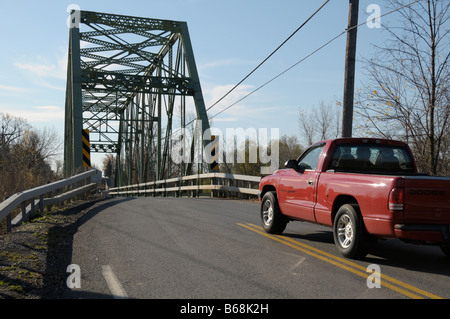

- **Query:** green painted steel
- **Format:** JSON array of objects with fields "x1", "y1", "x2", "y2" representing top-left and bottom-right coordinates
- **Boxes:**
[{"x1": 64, "y1": 10, "x2": 211, "y2": 185}]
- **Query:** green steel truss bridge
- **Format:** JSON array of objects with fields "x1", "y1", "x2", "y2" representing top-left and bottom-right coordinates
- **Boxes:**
[{"x1": 64, "y1": 10, "x2": 211, "y2": 186}]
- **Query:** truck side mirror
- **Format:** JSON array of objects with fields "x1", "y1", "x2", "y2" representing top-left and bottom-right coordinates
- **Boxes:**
[{"x1": 284, "y1": 159, "x2": 298, "y2": 169}]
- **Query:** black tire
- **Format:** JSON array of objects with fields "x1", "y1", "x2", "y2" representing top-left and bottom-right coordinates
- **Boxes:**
[
  {"x1": 440, "y1": 245, "x2": 450, "y2": 258},
  {"x1": 260, "y1": 191, "x2": 287, "y2": 234},
  {"x1": 333, "y1": 204, "x2": 370, "y2": 259}
]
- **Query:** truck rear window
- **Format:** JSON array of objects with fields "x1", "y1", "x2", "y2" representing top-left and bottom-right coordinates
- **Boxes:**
[{"x1": 328, "y1": 144, "x2": 415, "y2": 174}]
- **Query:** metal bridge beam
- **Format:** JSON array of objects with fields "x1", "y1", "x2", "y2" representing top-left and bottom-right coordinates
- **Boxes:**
[
  {"x1": 64, "y1": 10, "x2": 211, "y2": 184},
  {"x1": 64, "y1": 26, "x2": 83, "y2": 177}
]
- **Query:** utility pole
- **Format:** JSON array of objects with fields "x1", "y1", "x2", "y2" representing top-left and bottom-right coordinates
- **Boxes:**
[{"x1": 342, "y1": 0, "x2": 359, "y2": 137}]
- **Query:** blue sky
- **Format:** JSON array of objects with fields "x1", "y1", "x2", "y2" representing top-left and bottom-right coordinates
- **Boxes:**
[{"x1": 0, "y1": 0, "x2": 398, "y2": 167}]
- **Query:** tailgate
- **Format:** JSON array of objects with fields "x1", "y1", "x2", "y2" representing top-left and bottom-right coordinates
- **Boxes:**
[{"x1": 404, "y1": 176, "x2": 450, "y2": 224}]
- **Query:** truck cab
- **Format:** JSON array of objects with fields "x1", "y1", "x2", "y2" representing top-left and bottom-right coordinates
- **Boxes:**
[{"x1": 259, "y1": 138, "x2": 450, "y2": 259}]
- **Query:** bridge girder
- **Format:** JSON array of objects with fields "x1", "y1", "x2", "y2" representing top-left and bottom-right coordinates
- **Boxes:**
[{"x1": 64, "y1": 10, "x2": 211, "y2": 185}]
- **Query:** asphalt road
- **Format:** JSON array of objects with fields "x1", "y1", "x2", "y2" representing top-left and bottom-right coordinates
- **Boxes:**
[{"x1": 62, "y1": 197, "x2": 450, "y2": 300}]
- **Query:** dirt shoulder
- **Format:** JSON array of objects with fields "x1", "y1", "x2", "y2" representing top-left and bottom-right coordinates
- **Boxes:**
[{"x1": 0, "y1": 198, "x2": 105, "y2": 299}]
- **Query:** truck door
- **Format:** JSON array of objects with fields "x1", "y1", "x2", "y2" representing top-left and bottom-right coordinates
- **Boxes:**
[{"x1": 278, "y1": 144, "x2": 325, "y2": 222}]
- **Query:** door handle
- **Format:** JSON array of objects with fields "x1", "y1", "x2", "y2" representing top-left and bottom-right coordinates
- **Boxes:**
[{"x1": 308, "y1": 179, "x2": 314, "y2": 186}]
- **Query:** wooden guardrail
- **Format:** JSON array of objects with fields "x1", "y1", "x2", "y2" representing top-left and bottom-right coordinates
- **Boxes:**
[
  {"x1": 109, "y1": 173, "x2": 261, "y2": 198},
  {"x1": 0, "y1": 169, "x2": 99, "y2": 233}
]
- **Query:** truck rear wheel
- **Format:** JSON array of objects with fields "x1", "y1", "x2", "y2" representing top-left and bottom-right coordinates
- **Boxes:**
[
  {"x1": 261, "y1": 191, "x2": 287, "y2": 234},
  {"x1": 333, "y1": 204, "x2": 370, "y2": 259}
]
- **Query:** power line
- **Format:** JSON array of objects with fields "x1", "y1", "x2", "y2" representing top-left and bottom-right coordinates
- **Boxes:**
[
  {"x1": 210, "y1": 31, "x2": 344, "y2": 120},
  {"x1": 209, "y1": 0, "x2": 421, "y2": 121},
  {"x1": 171, "y1": 0, "x2": 420, "y2": 136},
  {"x1": 205, "y1": 0, "x2": 331, "y2": 112}
]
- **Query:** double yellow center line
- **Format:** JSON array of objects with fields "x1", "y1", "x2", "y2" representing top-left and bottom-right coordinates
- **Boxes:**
[{"x1": 237, "y1": 223, "x2": 442, "y2": 299}]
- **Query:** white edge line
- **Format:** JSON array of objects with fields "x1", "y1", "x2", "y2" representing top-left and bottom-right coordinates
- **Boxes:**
[{"x1": 101, "y1": 265, "x2": 129, "y2": 299}]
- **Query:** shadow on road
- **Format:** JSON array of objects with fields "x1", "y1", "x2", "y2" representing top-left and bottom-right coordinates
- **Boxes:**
[
  {"x1": 42, "y1": 197, "x2": 134, "y2": 299},
  {"x1": 282, "y1": 228, "x2": 450, "y2": 277}
]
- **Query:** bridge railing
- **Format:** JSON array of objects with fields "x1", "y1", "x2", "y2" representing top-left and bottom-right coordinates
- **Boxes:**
[
  {"x1": 0, "y1": 169, "x2": 99, "y2": 233},
  {"x1": 109, "y1": 173, "x2": 261, "y2": 198}
]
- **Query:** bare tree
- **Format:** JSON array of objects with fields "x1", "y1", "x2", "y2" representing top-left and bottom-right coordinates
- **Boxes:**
[
  {"x1": 0, "y1": 112, "x2": 60, "y2": 200},
  {"x1": 355, "y1": 0, "x2": 449, "y2": 175},
  {"x1": 0, "y1": 112, "x2": 29, "y2": 160},
  {"x1": 103, "y1": 154, "x2": 116, "y2": 178},
  {"x1": 1, "y1": 113, "x2": 29, "y2": 200},
  {"x1": 298, "y1": 101, "x2": 341, "y2": 146},
  {"x1": 29, "y1": 127, "x2": 62, "y2": 164},
  {"x1": 298, "y1": 108, "x2": 316, "y2": 146}
]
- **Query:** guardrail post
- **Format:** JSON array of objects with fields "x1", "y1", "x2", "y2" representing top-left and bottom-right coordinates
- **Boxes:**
[
  {"x1": 164, "y1": 180, "x2": 167, "y2": 197},
  {"x1": 39, "y1": 195, "x2": 44, "y2": 214},
  {"x1": 6, "y1": 213, "x2": 11, "y2": 233},
  {"x1": 196, "y1": 175, "x2": 199, "y2": 197},
  {"x1": 30, "y1": 198, "x2": 36, "y2": 217},
  {"x1": 21, "y1": 202, "x2": 26, "y2": 221},
  {"x1": 235, "y1": 179, "x2": 239, "y2": 198}
]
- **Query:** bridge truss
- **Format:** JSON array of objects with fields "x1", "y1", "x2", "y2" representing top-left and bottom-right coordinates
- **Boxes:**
[{"x1": 64, "y1": 10, "x2": 211, "y2": 186}]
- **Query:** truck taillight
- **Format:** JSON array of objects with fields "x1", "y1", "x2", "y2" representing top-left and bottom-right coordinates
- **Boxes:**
[{"x1": 389, "y1": 187, "x2": 404, "y2": 211}]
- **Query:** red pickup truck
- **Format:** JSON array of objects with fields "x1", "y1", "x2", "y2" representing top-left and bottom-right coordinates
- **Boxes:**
[{"x1": 259, "y1": 138, "x2": 450, "y2": 259}]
